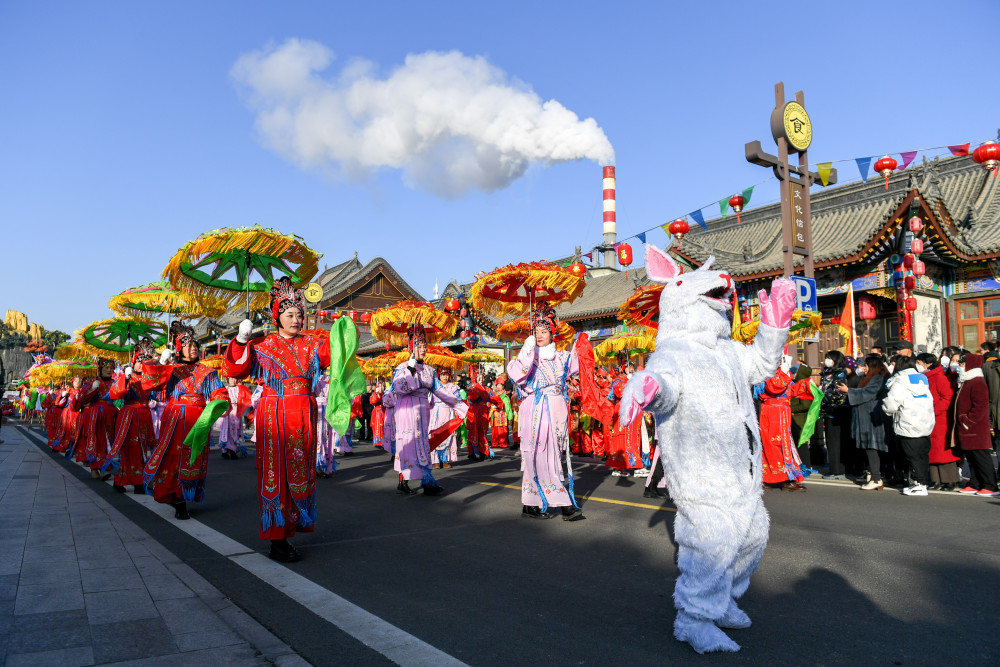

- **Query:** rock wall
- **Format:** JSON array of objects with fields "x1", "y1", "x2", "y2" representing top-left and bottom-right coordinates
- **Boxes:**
[{"x1": 1, "y1": 348, "x2": 32, "y2": 386}]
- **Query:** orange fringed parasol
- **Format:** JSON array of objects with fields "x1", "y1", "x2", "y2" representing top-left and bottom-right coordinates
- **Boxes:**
[
  {"x1": 496, "y1": 317, "x2": 576, "y2": 351},
  {"x1": 459, "y1": 348, "x2": 505, "y2": 365},
  {"x1": 732, "y1": 310, "x2": 823, "y2": 345},
  {"x1": 424, "y1": 345, "x2": 464, "y2": 370},
  {"x1": 470, "y1": 261, "x2": 586, "y2": 318},
  {"x1": 617, "y1": 284, "x2": 664, "y2": 330},
  {"x1": 594, "y1": 330, "x2": 656, "y2": 364},
  {"x1": 370, "y1": 301, "x2": 458, "y2": 347}
]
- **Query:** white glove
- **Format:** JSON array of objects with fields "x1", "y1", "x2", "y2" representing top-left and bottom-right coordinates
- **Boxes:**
[
  {"x1": 524, "y1": 335, "x2": 537, "y2": 348},
  {"x1": 236, "y1": 319, "x2": 254, "y2": 344},
  {"x1": 91, "y1": 380, "x2": 100, "y2": 392},
  {"x1": 61, "y1": 390, "x2": 68, "y2": 397},
  {"x1": 124, "y1": 367, "x2": 133, "y2": 379},
  {"x1": 159, "y1": 348, "x2": 174, "y2": 365},
  {"x1": 407, "y1": 358, "x2": 417, "y2": 370}
]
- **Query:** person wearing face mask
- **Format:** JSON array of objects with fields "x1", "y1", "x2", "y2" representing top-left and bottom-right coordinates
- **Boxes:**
[
  {"x1": 837, "y1": 354, "x2": 889, "y2": 490},
  {"x1": 916, "y1": 352, "x2": 959, "y2": 490},
  {"x1": 942, "y1": 346, "x2": 963, "y2": 391},
  {"x1": 952, "y1": 353, "x2": 1000, "y2": 496},
  {"x1": 979, "y1": 341, "x2": 1000, "y2": 456},
  {"x1": 881, "y1": 356, "x2": 934, "y2": 496},
  {"x1": 819, "y1": 351, "x2": 851, "y2": 479}
]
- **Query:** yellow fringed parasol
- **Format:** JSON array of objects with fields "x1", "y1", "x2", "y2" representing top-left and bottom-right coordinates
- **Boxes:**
[
  {"x1": 496, "y1": 317, "x2": 576, "y2": 351},
  {"x1": 163, "y1": 225, "x2": 321, "y2": 317},
  {"x1": 617, "y1": 284, "x2": 664, "y2": 330},
  {"x1": 109, "y1": 281, "x2": 229, "y2": 319},
  {"x1": 370, "y1": 301, "x2": 458, "y2": 347},
  {"x1": 30, "y1": 361, "x2": 98, "y2": 386},
  {"x1": 424, "y1": 345, "x2": 464, "y2": 371},
  {"x1": 459, "y1": 348, "x2": 505, "y2": 365},
  {"x1": 594, "y1": 331, "x2": 657, "y2": 364},
  {"x1": 55, "y1": 341, "x2": 91, "y2": 361},
  {"x1": 470, "y1": 261, "x2": 586, "y2": 318},
  {"x1": 731, "y1": 310, "x2": 824, "y2": 345}
]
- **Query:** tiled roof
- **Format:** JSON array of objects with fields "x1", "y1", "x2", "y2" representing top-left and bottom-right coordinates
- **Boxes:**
[
  {"x1": 673, "y1": 154, "x2": 1000, "y2": 278},
  {"x1": 317, "y1": 256, "x2": 424, "y2": 304}
]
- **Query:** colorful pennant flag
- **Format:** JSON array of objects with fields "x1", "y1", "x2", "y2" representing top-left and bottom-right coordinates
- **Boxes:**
[
  {"x1": 948, "y1": 143, "x2": 970, "y2": 156},
  {"x1": 719, "y1": 198, "x2": 729, "y2": 218},
  {"x1": 660, "y1": 223, "x2": 671, "y2": 237},
  {"x1": 637, "y1": 232, "x2": 646, "y2": 244},
  {"x1": 817, "y1": 162, "x2": 832, "y2": 186},
  {"x1": 741, "y1": 186, "x2": 754, "y2": 207},
  {"x1": 690, "y1": 210, "x2": 706, "y2": 230},
  {"x1": 855, "y1": 157, "x2": 872, "y2": 183},
  {"x1": 583, "y1": 252, "x2": 593, "y2": 262},
  {"x1": 899, "y1": 151, "x2": 917, "y2": 170}
]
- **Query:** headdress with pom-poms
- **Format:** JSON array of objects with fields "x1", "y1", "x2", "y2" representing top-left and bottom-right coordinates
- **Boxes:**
[
  {"x1": 131, "y1": 337, "x2": 156, "y2": 366},
  {"x1": 408, "y1": 324, "x2": 427, "y2": 352},
  {"x1": 529, "y1": 301, "x2": 557, "y2": 334},
  {"x1": 270, "y1": 276, "x2": 307, "y2": 324},
  {"x1": 97, "y1": 357, "x2": 116, "y2": 374},
  {"x1": 170, "y1": 321, "x2": 198, "y2": 354}
]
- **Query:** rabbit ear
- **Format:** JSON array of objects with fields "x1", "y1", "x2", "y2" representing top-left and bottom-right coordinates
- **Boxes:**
[{"x1": 645, "y1": 244, "x2": 681, "y2": 282}]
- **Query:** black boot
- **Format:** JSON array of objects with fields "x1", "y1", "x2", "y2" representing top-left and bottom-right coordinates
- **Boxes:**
[
  {"x1": 521, "y1": 505, "x2": 553, "y2": 520},
  {"x1": 561, "y1": 506, "x2": 584, "y2": 521},
  {"x1": 268, "y1": 539, "x2": 301, "y2": 563},
  {"x1": 643, "y1": 487, "x2": 667, "y2": 499},
  {"x1": 396, "y1": 478, "x2": 418, "y2": 495},
  {"x1": 113, "y1": 484, "x2": 127, "y2": 494},
  {"x1": 172, "y1": 499, "x2": 190, "y2": 520},
  {"x1": 421, "y1": 483, "x2": 443, "y2": 496},
  {"x1": 133, "y1": 485, "x2": 146, "y2": 495}
]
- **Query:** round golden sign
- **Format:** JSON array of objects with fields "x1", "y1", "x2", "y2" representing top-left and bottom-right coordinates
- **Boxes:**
[
  {"x1": 303, "y1": 282, "x2": 324, "y2": 304},
  {"x1": 782, "y1": 102, "x2": 812, "y2": 152}
]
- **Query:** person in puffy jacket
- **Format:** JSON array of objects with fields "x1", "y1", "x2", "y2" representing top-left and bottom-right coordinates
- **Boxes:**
[
  {"x1": 820, "y1": 351, "x2": 851, "y2": 479},
  {"x1": 953, "y1": 353, "x2": 999, "y2": 496},
  {"x1": 916, "y1": 353, "x2": 959, "y2": 490},
  {"x1": 882, "y1": 356, "x2": 935, "y2": 496}
]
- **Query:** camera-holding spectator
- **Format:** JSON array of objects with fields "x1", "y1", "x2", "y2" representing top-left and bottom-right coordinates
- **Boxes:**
[{"x1": 837, "y1": 354, "x2": 889, "y2": 491}]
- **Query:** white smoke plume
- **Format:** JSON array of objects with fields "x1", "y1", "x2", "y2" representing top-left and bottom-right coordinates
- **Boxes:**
[{"x1": 231, "y1": 39, "x2": 615, "y2": 198}]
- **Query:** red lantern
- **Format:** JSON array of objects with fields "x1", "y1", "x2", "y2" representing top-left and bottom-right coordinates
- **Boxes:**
[
  {"x1": 904, "y1": 297, "x2": 918, "y2": 312},
  {"x1": 904, "y1": 275, "x2": 916, "y2": 290},
  {"x1": 360, "y1": 311, "x2": 372, "y2": 324},
  {"x1": 728, "y1": 194, "x2": 745, "y2": 223},
  {"x1": 874, "y1": 155, "x2": 897, "y2": 190},
  {"x1": 858, "y1": 295, "x2": 878, "y2": 321},
  {"x1": 973, "y1": 140, "x2": 1000, "y2": 177},
  {"x1": 668, "y1": 219, "x2": 690, "y2": 249},
  {"x1": 617, "y1": 243, "x2": 633, "y2": 267},
  {"x1": 910, "y1": 238, "x2": 924, "y2": 255},
  {"x1": 902, "y1": 254, "x2": 915, "y2": 269},
  {"x1": 912, "y1": 260, "x2": 926, "y2": 276},
  {"x1": 568, "y1": 261, "x2": 586, "y2": 278},
  {"x1": 908, "y1": 216, "x2": 923, "y2": 235},
  {"x1": 445, "y1": 298, "x2": 460, "y2": 312},
  {"x1": 347, "y1": 310, "x2": 358, "y2": 322},
  {"x1": 331, "y1": 311, "x2": 341, "y2": 320}
]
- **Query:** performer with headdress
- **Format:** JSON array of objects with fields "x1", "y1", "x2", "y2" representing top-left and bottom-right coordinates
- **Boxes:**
[
  {"x1": 370, "y1": 380, "x2": 386, "y2": 451},
  {"x1": 106, "y1": 339, "x2": 158, "y2": 493},
  {"x1": 607, "y1": 356, "x2": 649, "y2": 478},
  {"x1": 52, "y1": 376, "x2": 84, "y2": 452},
  {"x1": 218, "y1": 375, "x2": 252, "y2": 460},
  {"x1": 143, "y1": 322, "x2": 227, "y2": 519},
  {"x1": 42, "y1": 384, "x2": 64, "y2": 447},
  {"x1": 488, "y1": 375, "x2": 513, "y2": 450},
  {"x1": 72, "y1": 357, "x2": 120, "y2": 478},
  {"x1": 464, "y1": 375, "x2": 491, "y2": 461},
  {"x1": 429, "y1": 367, "x2": 461, "y2": 468},
  {"x1": 506, "y1": 303, "x2": 584, "y2": 520},
  {"x1": 223, "y1": 277, "x2": 332, "y2": 562},
  {"x1": 390, "y1": 326, "x2": 468, "y2": 495}
]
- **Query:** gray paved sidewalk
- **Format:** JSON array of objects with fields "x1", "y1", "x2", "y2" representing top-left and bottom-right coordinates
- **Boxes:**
[{"x1": 0, "y1": 425, "x2": 311, "y2": 666}]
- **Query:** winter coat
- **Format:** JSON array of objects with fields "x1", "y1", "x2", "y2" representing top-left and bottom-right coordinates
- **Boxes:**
[
  {"x1": 819, "y1": 365, "x2": 848, "y2": 415},
  {"x1": 923, "y1": 365, "x2": 958, "y2": 464},
  {"x1": 953, "y1": 355, "x2": 991, "y2": 451},
  {"x1": 789, "y1": 364, "x2": 813, "y2": 429},
  {"x1": 847, "y1": 374, "x2": 888, "y2": 452},
  {"x1": 881, "y1": 369, "x2": 934, "y2": 438},
  {"x1": 982, "y1": 354, "x2": 1000, "y2": 427}
]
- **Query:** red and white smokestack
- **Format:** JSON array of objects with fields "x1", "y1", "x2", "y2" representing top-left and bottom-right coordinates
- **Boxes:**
[{"x1": 603, "y1": 166, "x2": 617, "y2": 268}]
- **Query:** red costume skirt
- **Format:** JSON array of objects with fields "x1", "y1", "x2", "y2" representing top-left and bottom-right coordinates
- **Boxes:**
[
  {"x1": 109, "y1": 403, "x2": 155, "y2": 486},
  {"x1": 144, "y1": 396, "x2": 210, "y2": 504}
]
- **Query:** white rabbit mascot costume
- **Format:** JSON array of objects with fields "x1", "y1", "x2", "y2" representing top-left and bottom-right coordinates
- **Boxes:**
[{"x1": 620, "y1": 244, "x2": 795, "y2": 654}]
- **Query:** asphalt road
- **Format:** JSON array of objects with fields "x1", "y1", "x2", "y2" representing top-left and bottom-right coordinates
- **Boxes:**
[{"x1": 19, "y1": 424, "x2": 1000, "y2": 665}]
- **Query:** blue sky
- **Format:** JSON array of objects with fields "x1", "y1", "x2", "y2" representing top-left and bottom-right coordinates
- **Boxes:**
[{"x1": 2, "y1": 0, "x2": 998, "y2": 334}]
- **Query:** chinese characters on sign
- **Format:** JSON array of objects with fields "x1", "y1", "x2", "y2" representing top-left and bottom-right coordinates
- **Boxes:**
[{"x1": 788, "y1": 181, "x2": 808, "y2": 254}]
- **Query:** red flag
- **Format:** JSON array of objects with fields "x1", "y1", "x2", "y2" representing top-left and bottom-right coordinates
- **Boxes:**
[
  {"x1": 948, "y1": 143, "x2": 970, "y2": 157},
  {"x1": 575, "y1": 333, "x2": 613, "y2": 425},
  {"x1": 838, "y1": 284, "x2": 858, "y2": 357}
]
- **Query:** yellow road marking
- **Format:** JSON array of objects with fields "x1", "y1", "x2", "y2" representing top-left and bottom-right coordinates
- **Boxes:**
[{"x1": 474, "y1": 481, "x2": 676, "y2": 513}]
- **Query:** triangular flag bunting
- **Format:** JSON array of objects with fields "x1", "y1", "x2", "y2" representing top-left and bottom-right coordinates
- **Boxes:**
[
  {"x1": 741, "y1": 186, "x2": 754, "y2": 207},
  {"x1": 899, "y1": 151, "x2": 917, "y2": 170},
  {"x1": 583, "y1": 252, "x2": 593, "y2": 261},
  {"x1": 719, "y1": 198, "x2": 729, "y2": 218},
  {"x1": 948, "y1": 143, "x2": 970, "y2": 156},
  {"x1": 637, "y1": 232, "x2": 646, "y2": 244},
  {"x1": 660, "y1": 223, "x2": 671, "y2": 237},
  {"x1": 855, "y1": 157, "x2": 872, "y2": 183},
  {"x1": 817, "y1": 162, "x2": 832, "y2": 186},
  {"x1": 690, "y1": 210, "x2": 706, "y2": 230}
]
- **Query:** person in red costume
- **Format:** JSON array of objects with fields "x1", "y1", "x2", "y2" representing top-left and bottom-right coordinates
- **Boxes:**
[
  {"x1": 42, "y1": 386, "x2": 64, "y2": 447},
  {"x1": 759, "y1": 357, "x2": 806, "y2": 491},
  {"x1": 143, "y1": 322, "x2": 228, "y2": 520},
  {"x1": 607, "y1": 360, "x2": 647, "y2": 477},
  {"x1": 465, "y1": 376, "x2": 491, "y2": 461},
  {"x1": 52, "y1": 376, "x2": 85, "y2": 452},
  {"x1": 370, "y1": 380, "x2": 386, "y2": 450},
  {"x1": 74, "y1": 358, "x2": 120, "y2": 480},
  {"x1": 488, "y1": 376, "x2": 511, "y2": 449},
  {"x1": 223, "y1": 277, "x2": 333, "y2": 563},
  {"x1": 106, "y1": 339, "x2": 158, "y2": 494}
]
